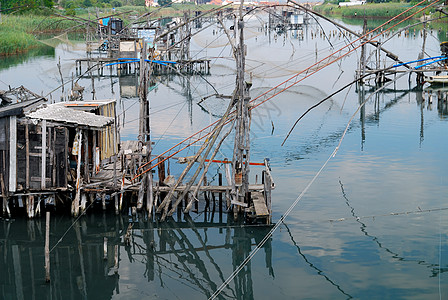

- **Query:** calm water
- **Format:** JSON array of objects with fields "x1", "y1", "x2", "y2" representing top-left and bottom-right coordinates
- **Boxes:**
[{"x1": 1, "y1": 12, "x2": 447, "y2": 299}]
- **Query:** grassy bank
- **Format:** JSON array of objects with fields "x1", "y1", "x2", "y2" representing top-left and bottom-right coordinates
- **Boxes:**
[
  {"x1": 0, "y1": 4, "x2": 219, "y2": 56},
  {"x1": 0, "y1": 14, "x2": 81, "y2": 56},
  {"x1": 314, "y1": 3, "x2": 434, "y2": 19},
  {"x1": 0, "y1": 29, "x2": 39, "y2": 56}
]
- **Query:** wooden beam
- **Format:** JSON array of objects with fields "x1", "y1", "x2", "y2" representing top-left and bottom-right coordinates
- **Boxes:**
[
  {"x1": 84, "y1": 131, "x2": 90, "y2": 183},
  {"x1": 25, "y1": 124, "x2": 29, "y2": 190},
  {"x1": 41, "y1": 120, "x2": 47, "y2": 190}
]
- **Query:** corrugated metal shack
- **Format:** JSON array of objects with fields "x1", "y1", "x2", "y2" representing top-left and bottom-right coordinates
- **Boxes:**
[{"x1": 0, "y1": 90, "x2": 118, "y2": 218}]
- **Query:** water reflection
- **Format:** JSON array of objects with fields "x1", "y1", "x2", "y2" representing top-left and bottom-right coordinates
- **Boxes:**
[
  {"x1": 0, "y1": 45, "x2": 55, "y2": 71},
  {"x1": 0, "y1": 214, "x2": 273, "y2": 300},
  {"x1": 338, "y1": 180, "x2": 447, "y2": 278},
  {"x1": 423, "y1": 85, "x2": 448, "y2": 119}
]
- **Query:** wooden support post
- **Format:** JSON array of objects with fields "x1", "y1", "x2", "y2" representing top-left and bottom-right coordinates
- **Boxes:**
[
  {"x1": 41, "y1": 121, "x2": 47, "y2": 190},
  {"x1": 264, "y1": 172, "x2": 272, "y2": 212},
  {"x1": 9, "y1": 116, "x2": 17, "y2": 193},
  {"x1": 72, "y1": 129, "x2": 82, "y2": 217},
  {"x1": 137, "y1": 174, "x2": 145, "y2": 211},
  {"x1": 158, "y1": 157, "x2": 166, "y2": 185},
  {"x1": 0, "y1": 174, "x2": 10, "y2": 218},
  {"x1": 84, "y1": 131, "x2": 90, "y2": 183},
  {"x1": 225, "y1": 163, "x2": 232, "y2": 209},
  {"x1": 147, "y1": 171, "x2": 154, "y2": 216},
  {"x1": 93, "y1": 131, "x2": 98, "y2": 174},
  {"x1": 26, "y1": 195, "x2": 34, "y2": 219},
  {"x1": 204, "y1": 176, "x2": 209, "y2": 211},
  {"x1": 51, "y1": 128, "x2": 56, "y2": 187},
  {"x1": 218, "y1": 173, "x2": 223, "y2": 214},
  {"x1": 45, "y1": 211, "x2": 51, "y2": 282},
  {"x1": 25, "y1": 124, "x2": 29, "y2": 189},
  {"x1": 80, "y1": 193, "x2": 87, "y2": 214}
]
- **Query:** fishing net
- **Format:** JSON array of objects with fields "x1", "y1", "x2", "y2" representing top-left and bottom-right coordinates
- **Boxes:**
[{"x1": 38, "y1": 32, "x2": 87, "y2": 51}]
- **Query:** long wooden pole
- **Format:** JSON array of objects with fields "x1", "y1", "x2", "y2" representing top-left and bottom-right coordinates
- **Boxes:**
[{"x1": 72, "y1": 129, "x2": 82, "y2": 217}]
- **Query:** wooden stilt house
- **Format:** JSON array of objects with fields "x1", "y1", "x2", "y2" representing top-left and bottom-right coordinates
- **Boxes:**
[{"x1": 0, "y1": 97, "x2": 118, "y2": 218}]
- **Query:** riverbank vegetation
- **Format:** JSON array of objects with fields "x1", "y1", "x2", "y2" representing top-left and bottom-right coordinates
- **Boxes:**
[
  {"x1": 0, "y1": 3, "x2": 217, "y2": 56},
  {"x1": 314, "y1": 2, "x2": 435, "y2": 19}
]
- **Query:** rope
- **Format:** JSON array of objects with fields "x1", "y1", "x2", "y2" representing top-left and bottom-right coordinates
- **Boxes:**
[
  {"x1": 49, "y1": 199, "x2": 95, "y2": 253},
  {"x1": 133, "y1": 0, "x2": 441, "y2": 181},
  {"x1": 209, "y1": 57, "x2": 414, "y2": 300}
]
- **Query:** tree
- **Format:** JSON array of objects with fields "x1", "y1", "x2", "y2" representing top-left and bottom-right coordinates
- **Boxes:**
[
  {"x1": 158, "y1": 0, "x2": 172, "y2": 7},
  {"x1": 0, "y1": 0, "x2": 55, "y2": 11}
]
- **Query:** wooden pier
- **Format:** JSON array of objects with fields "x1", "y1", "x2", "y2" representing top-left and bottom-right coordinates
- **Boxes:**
[{"x1": 75, "y1": 57, "x2": 211, "y2": 77}]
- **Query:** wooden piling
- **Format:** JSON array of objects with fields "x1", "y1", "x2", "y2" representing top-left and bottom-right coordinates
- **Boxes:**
[
  {"x1": 41, "y1": 120, "x2": 47, "y2": 190},
  {"x1": 137, "y1": 174, "x2": 145, "y2": 211},
  {"x1": 72, "y1": 129, "x2": 82, "y2": 217},
  {"x1": 218, "y1": 173, "x2": 223, "y2": 214},
  {"x1": 26, "y1": 195, "x2": 34, "y2": 219},
  {"x1": 158, "y1": 157, "x2": 166, "y2": 185},
  {"x1": 9, "y1": 116, "x2": 17, "y2": 194},
  {"x1": 147, "y1": 172, "x2": 154, "y2": 216},
  {"x1": 25, "y1": 124, "x2": 29, "y2": 189}
]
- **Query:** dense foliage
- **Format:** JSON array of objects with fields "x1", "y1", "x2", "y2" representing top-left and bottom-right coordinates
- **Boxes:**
[
  {"x1": 59, "y1": 0, "x2": 147, "y2": 9},
  {"x1": 315, "y1": 2, "x2": 434, "y2": 19},
  {"x1": 0, "y1": 0, "x2": 54, "y2": 12}
]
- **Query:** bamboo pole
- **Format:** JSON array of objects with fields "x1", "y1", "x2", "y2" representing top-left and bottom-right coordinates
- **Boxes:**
[
  {"x1": 158, "y1": 97, "x2": 236, "y2": 220},
  {"x1": 184, "y1": 124, "x2": 233, "y2": 213}
]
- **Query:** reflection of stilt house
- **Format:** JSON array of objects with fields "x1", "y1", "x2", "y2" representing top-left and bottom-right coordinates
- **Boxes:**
[{"x1": 0, "y1": 98, "x2": 118, "y2": 218}]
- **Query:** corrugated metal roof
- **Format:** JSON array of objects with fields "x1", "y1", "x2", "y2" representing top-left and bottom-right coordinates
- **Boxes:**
[{"x1": 26, "y1": 104, "x2": 114, "y2": 128}]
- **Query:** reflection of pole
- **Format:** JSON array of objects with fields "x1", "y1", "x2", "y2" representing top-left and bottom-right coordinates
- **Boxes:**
[
  {"x1": 358, "y1": 85, "x2": 366, "y2": 149},
  {"x1": 45, "y1": 211, "x2": 51, "y2": 282},
  {"x1": 162, "y1": 223, "x2": 212, "y2": 297},
  {"x1": 168, "y1": 219, "x2": 222, "y2": 295},
  {"x1": 144, "y1": 221, "x2": 155, "y2": 281},
  {"x1": 283, "y1": 222, "x2": 352, "y2": 298},
  {"x1": 232, "y1": 226, "x2": 253, "y2": 300},
  {"x1": 184, "y1": 215, "x2": 237, "y2": 298},
  {"x1": 416, "y1": 90, "x2": 424, "y2": 145},
  {"x1": 75, "y1": 223, "x2": 88, "y2": 299},
  {"x1": 12, "y1": 245, "x2": 24, "y2": 300}
]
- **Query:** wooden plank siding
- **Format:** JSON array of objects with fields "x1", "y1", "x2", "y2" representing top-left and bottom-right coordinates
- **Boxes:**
[{"x1": 16, "y1": 123, "x2": 69, "y2": 191}]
